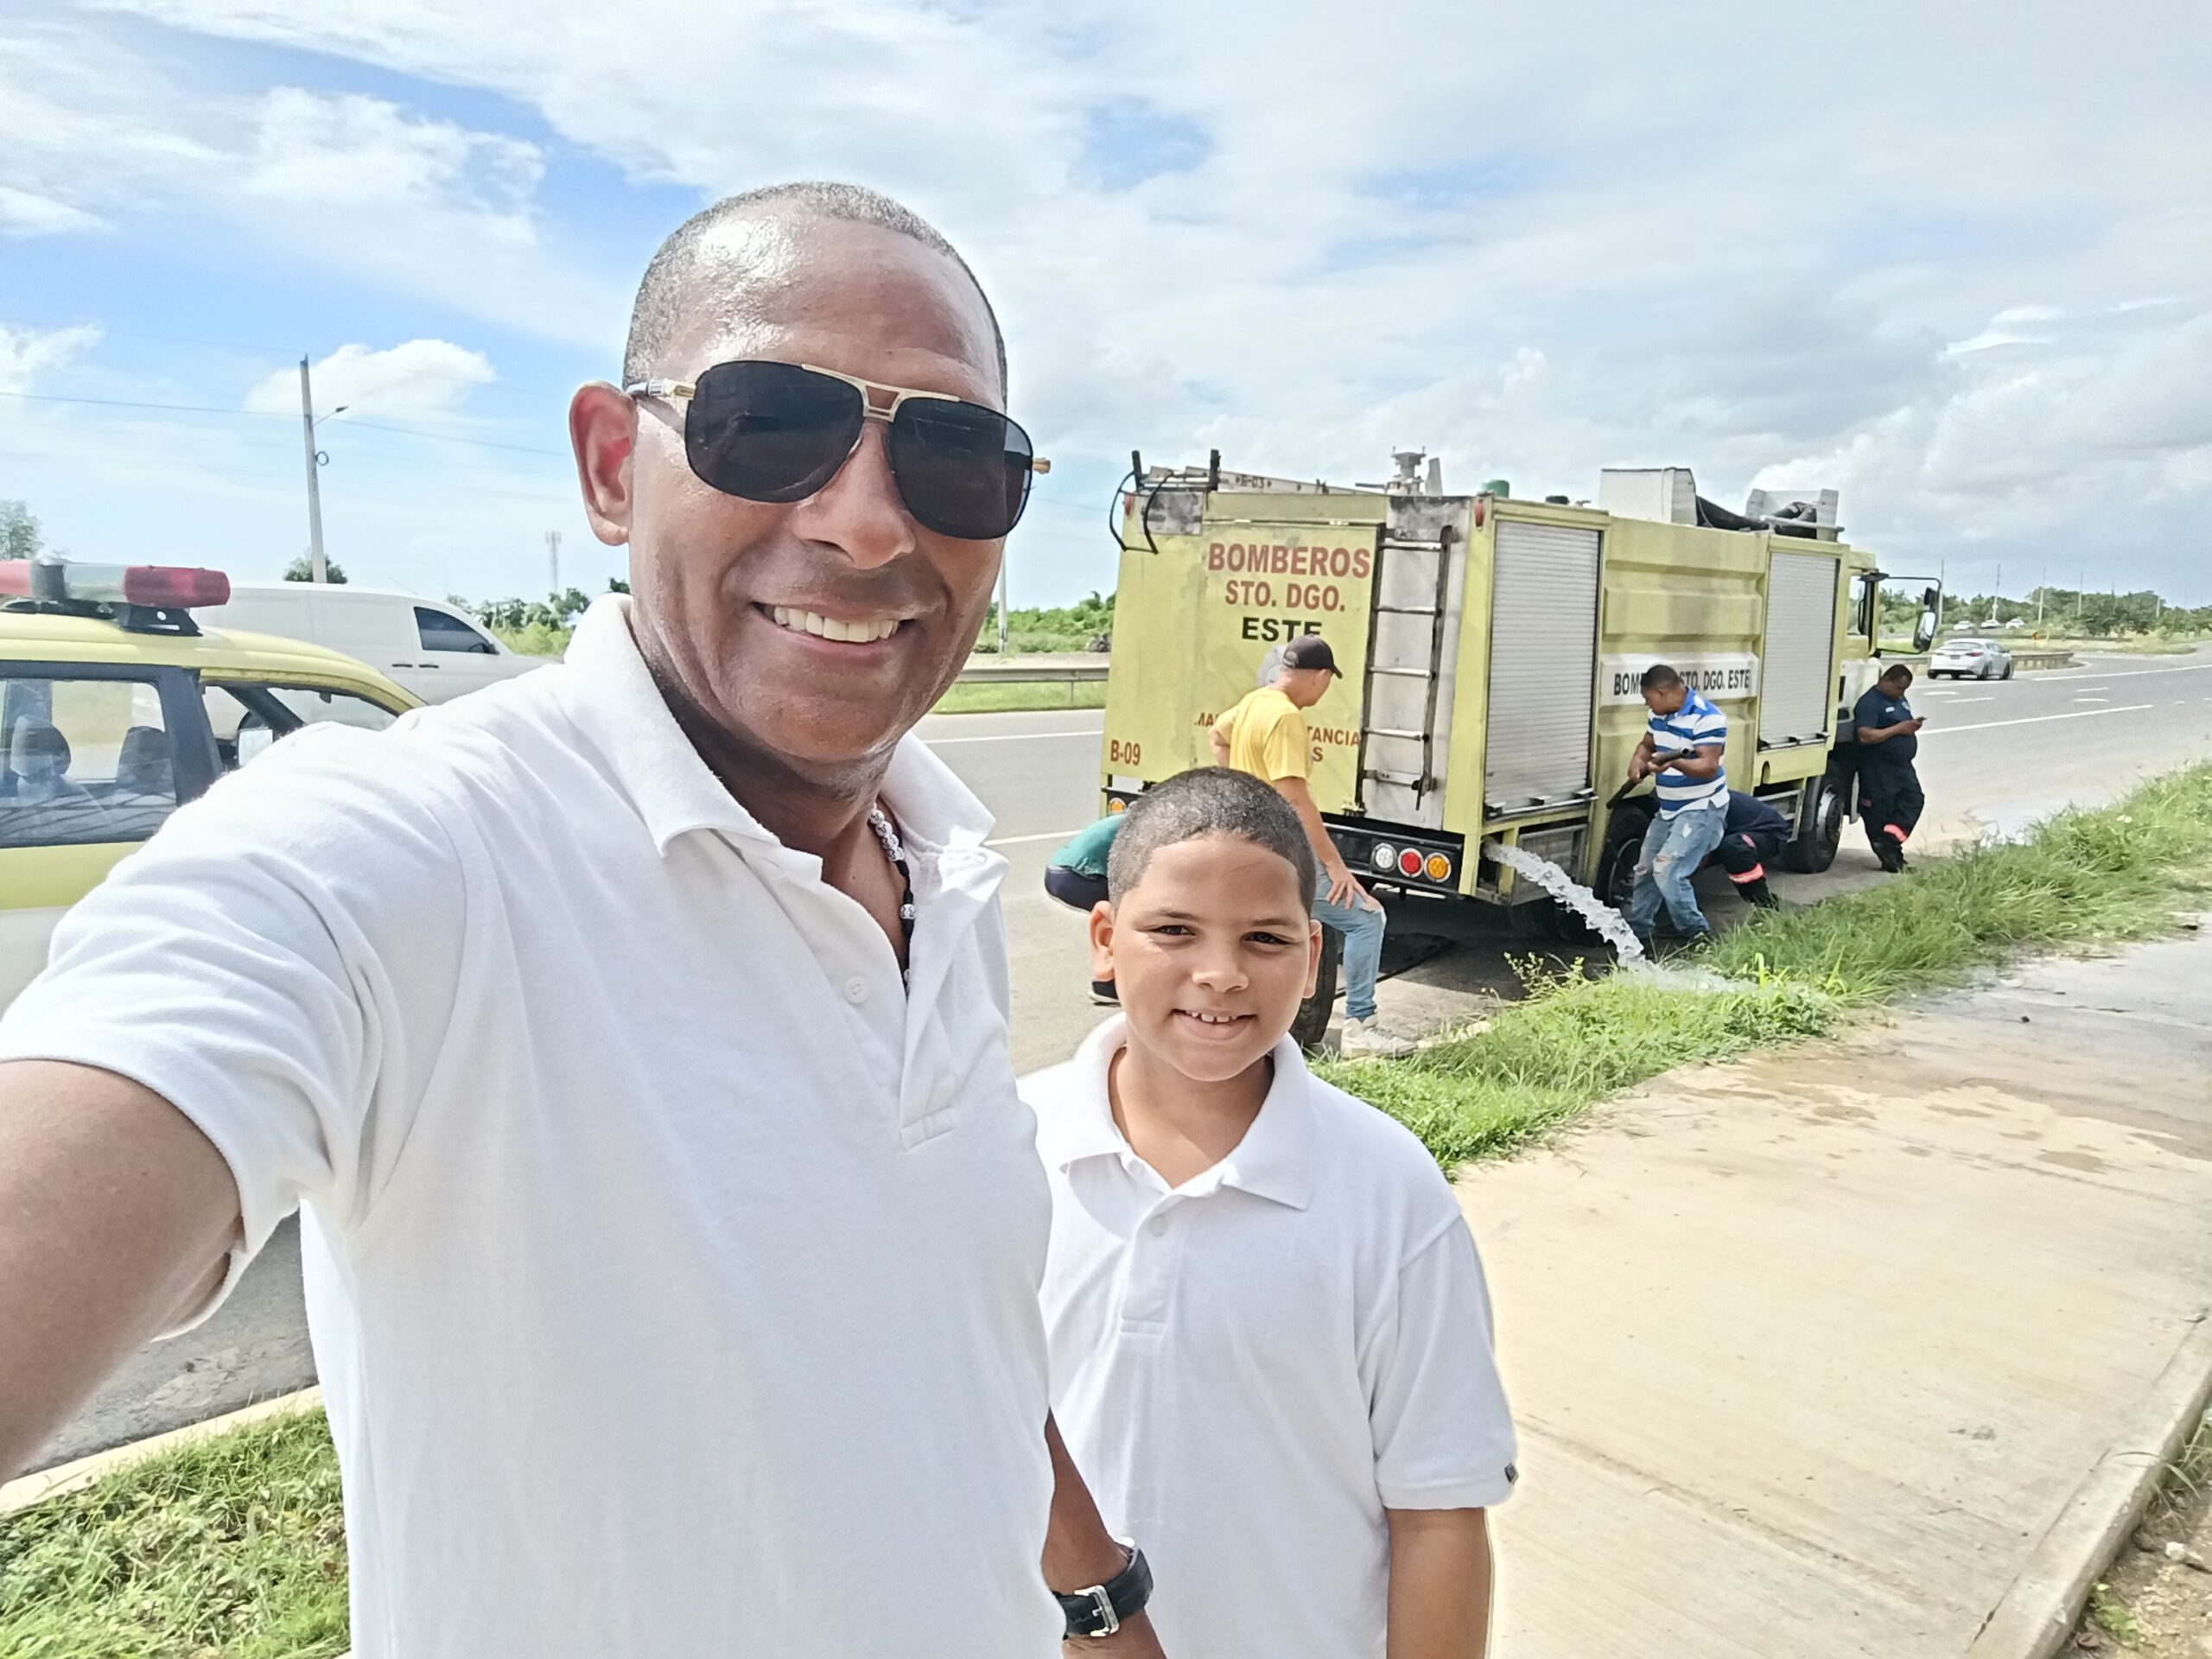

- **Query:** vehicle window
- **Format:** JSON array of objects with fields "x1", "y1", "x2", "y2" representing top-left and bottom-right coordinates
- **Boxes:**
[
  {"x1": 203, "y1": 683, "x2": 402, "y2": 772},
  {"x1": 1851, "y1": 575, "x2": 1878, "y2": 640},
  {"x1": 0, "y1": 675, "x2": 176, "y2": 849},
  {"x1": 416, "y1": 607, "x2": 495, "y2": 654}
]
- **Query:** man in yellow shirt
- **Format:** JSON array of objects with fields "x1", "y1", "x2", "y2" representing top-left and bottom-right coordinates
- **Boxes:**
[{"x1": 1210, "y1": 638, "x2": 1414, "y2": 1058}]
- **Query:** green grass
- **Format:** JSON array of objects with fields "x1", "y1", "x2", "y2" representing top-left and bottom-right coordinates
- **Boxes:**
[
  {"x1": 931, "y1": 679, "x2": 1107, "y2": 715},
  {"x1": 0, "y1": 1408, "x2": 346, "y2": 1658},
  {"x1": 1323, "y1": 763, "x2": 2212, "y2": 1167}
]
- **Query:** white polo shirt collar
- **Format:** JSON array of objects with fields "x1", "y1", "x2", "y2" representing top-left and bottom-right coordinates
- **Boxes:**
[{"x1": 1039, "y1": 1014, "x2": 1316, "y2": 1210}]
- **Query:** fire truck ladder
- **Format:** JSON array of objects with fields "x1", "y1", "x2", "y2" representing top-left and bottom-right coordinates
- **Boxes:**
[{"x1": 1357, "y1": 522, "x2": 1458, "y2": 806}]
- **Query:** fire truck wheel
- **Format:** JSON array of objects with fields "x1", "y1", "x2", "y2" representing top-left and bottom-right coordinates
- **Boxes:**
[
  {"x1": 1783, "y1": 780, "x2": 1845, "y2": 873},
  {"x1": 1291, "y1": 921, "x2": 1344, "y2": 1052},
  {"x1": 1595, "y1": 803, "x2": 1654, "y2": 922}
]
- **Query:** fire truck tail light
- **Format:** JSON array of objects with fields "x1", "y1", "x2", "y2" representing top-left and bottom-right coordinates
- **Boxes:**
[
  {"x1": 1371, "y1": 843, "x2": 1396, "y2": 873},
  {"x1": 1425, "y1": 853, "x2": 1452, "y2": 881},
  {"x1": 1397, "y1": 849, "x2": 1424, "y2": 877}
]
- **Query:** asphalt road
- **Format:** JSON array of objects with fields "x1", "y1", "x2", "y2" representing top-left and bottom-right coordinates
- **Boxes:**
[{"x1": 32, "y1": 649, "x2": 2212, "y2": 1471}]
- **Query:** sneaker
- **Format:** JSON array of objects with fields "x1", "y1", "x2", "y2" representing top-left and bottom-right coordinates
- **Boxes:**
[{"x1": 1341, "y1": 1016, "x2": 1416, "y2": 1059}]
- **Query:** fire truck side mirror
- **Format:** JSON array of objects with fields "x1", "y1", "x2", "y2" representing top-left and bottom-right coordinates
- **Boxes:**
[{"x1": 1913, "y1": 608, "x2": 1939, "y2": 654}]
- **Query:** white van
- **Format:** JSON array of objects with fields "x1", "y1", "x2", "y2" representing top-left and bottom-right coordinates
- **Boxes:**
[{"x1": 198, "y1": 582, "x2": 548, "y2": 705}]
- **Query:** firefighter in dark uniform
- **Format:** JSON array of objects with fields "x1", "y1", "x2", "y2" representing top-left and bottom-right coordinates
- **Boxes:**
[
  {"x1": 1716, "y1": 790, "x2": 1788, "y2": 909},
  {"x1": 1852, "y1": 664, "x2": 1927, "y2": 872}
]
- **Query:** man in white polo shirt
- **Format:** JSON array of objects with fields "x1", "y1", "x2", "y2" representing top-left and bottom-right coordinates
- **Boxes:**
[{"x1": 0, "y1": 183, "x2": 1158, "y2": 1656}]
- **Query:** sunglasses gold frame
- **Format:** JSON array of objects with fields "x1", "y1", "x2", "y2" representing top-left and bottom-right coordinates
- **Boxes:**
[{"x1": 624, "y1": 361, "x2": 1051, "y2": 475}]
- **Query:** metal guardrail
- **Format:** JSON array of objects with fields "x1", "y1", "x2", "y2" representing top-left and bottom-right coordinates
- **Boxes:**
[{"x1": 955, "y1": 655, "x2": 1109, "y2": 685}]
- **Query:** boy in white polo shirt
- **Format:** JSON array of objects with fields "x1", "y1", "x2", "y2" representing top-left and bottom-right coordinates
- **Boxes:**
[{"x1": 1024, "y1": 768, "x2": 1516, "y2": 1656}]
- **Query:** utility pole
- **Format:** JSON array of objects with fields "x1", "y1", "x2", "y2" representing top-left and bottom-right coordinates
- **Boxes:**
[
  {"x1": 298, "y1": 356, "x2": 328, "y2": 583},
  {"x1": 996, "y1": 549, "x2": 1010, "y2": 658},
  {"x1": 545, "y1": 529, "x2": 562, "y2": 596},
  {"x1": 1993, "y1": 562, "x2": 2002, "y2": 621}
]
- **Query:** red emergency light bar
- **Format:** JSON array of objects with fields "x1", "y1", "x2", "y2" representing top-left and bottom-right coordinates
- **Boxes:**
[{"x1": 0, "y1": 558, "x2": 230, "y2": 611}]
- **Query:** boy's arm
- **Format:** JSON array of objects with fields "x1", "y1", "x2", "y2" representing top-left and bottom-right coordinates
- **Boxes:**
[{"x1": 1385, "y1": 1507, "x2": 1492, "y2": 1659}]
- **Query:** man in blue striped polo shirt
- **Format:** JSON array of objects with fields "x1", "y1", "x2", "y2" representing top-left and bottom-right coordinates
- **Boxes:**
[{"x1": 1624, "y1": 664, "x2": 1732, "y2": 950}]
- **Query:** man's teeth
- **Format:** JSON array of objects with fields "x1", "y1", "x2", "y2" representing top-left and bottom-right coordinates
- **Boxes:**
[
  {"x1": 770, "y1": 607, "x2": 901, "y2": 644},
  {"x1": 1185, "y1": 1012, "x2": 1242, "y2": 1025}
]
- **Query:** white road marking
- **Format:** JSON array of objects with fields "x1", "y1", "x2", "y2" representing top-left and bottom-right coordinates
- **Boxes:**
[
  {"x1": 1922, "y1": 703, "x2": 2156, "y2": 735},
  {"x1": 2075, "y1": 696, "x2": 2111, "y2": 703},
  {"x1": 927, "y1": 728, "x2": 1100, "y2": 747},
  {"x1": 1947, "y1": 696, "x2": 1994, "y2": 705},
  {"x1": 2037, "y1": 662, "x2": 2212, "y2": 682},
  {"x1": 987, "y1": 828, "x2": 1084, "y2": 848}
]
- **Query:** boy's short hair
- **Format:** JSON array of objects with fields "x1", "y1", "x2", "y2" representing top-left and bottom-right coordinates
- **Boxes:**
[
  {"x1": 1640, "y1": 663, "x2": 1684, "y2": 692},
  {"x1": 1106, "y1": 768, "x2": 1318, "y2": 912}
]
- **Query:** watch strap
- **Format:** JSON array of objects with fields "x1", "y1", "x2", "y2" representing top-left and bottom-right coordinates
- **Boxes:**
[{"x1": 1057, "y1": 1544, "x2": 1153, "y2": 1639}]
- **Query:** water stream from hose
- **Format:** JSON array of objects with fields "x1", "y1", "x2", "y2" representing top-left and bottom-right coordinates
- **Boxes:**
[{"x1": 1481, "y1": 839, "x2": 1647, "y2": 965}]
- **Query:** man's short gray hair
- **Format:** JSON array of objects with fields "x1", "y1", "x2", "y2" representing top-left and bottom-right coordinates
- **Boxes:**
[
  {"x1": 623, "y1": 181, "x2": 1007, "y2": 392},
  {"x1": 1107, "y1": 768, "x2": 1318, "y2": 912}
]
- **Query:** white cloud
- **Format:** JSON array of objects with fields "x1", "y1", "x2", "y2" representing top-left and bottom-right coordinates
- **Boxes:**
[
  {"x1": 0, "y1": 25, "x2": 616, "y2": 345},
  {"x1": 26, "y1": 0, "x2": 2212, "y2": 600},
  {"x1": 0, "y1": 184, "x2": 108, "y2": 236},
  {"x1": 243, "y1": 338, "x2": 497, "y2": 420},
  {"x1": 0, "y1": 322, "x2": 103, "y2": 392}
]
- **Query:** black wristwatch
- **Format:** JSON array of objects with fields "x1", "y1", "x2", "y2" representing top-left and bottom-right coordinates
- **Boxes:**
[{"x1": 1057, "y1": 1542, "x2": 1153, "y2": 1639}]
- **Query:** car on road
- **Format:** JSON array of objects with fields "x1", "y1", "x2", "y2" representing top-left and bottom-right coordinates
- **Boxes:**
[
  {"x1": 196, "y1": 580, "x2": 546, "y2": 706},
  {"x1": 1929, "y1": 637, "x2": 2015, "y2": 680},
  {"x1": 2, "y1": 558, "x2": 419, "y2": 1010}
]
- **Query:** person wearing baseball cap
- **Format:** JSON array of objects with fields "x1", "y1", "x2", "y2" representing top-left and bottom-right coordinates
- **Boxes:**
[{"x1": 1210, "y1": 636, "x2": 1414, "y2": 1058}]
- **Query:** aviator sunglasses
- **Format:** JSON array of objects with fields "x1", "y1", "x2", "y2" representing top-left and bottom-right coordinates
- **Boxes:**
[{"x1": 626, "y1": 359, "x2": 1049, "y2": 542}]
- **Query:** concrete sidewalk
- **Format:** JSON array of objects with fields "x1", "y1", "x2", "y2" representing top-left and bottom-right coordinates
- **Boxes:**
[{"x1": 1468, "y1": 931, "x2": 2212, "y2": 1657}]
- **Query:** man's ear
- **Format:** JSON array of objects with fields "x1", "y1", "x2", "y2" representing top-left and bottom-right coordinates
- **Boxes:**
[
  {"x1": 1303, "y1": 918, "x2": 1323, "y2": 999},
  {"x1": 570, "y1": 382, "x2": 639, "y2": 546},
  {"x1": 1087, "y1": 900, "x2": 1117, "y2": 984}
]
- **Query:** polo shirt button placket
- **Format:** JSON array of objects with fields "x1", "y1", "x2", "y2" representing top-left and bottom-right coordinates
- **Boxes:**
[{"x1": 843, "y1": 976, "x2": 870, "y2": 1005}]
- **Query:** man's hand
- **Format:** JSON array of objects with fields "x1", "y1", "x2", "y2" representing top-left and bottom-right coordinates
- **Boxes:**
[
  {"x1": 1065, "y1": 1619, "x2": 1168, "y2": 1658},
  {"x1": 1328, "y1": 867, "x2": 1382, "y2": 912},
  {"x1": 1627, "y1": 753, "x2": 1650, "y2": 784},
  {"x1": 1907, "y1": 716, "x2": 1926, "y2": 732}
]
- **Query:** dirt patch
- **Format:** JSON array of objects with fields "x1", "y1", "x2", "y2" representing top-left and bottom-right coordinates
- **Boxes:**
[{"x1": 2072, "y1": 1416, "x2": 2212, "y2": 1655}]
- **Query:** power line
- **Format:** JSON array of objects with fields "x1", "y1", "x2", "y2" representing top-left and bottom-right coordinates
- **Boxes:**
[
  {"x1": 0, "y1": 390, "x2": 291, "y2": 418},
  {"x1": 332, "y1": 417, "x2": 568, "y2": 457},
  {"x1": 0, "y1": 390, "x2": 569, "y2": 457}
]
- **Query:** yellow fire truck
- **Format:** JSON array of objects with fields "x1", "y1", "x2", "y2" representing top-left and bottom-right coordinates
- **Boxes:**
[{"x1": 1100, "y1": 453, "x2": 1940, "y2": 944}]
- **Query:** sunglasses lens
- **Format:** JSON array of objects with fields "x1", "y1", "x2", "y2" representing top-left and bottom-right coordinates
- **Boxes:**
[
  {"x1": 887, "y1": 400, "x2": 1036, "y2": 540},
  {"x1": 684, "y1": 361, "x2": 862, "y2": 503}
]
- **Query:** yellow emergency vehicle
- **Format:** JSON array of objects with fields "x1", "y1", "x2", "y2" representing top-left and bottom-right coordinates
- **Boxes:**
[
  {"x1": 1101, "y1": 454, "x2": 1939, "y2": 938},
  {"x1": 2, "y1": 557, "x2": 418, "y2": 1008}
]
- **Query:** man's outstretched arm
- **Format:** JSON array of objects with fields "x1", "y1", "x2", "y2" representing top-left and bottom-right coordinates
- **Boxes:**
[
  {"x1": 0, "y1": 1060, "x2": 239, "y2": 1480},
  {"x1": 1045, "y1": 1414, "x2": 1166, "y2": 1655}
]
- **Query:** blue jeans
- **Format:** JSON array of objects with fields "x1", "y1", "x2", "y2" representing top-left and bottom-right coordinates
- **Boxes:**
[
  {"x1": 1312, "y1": 892, "x2": 1387, "y2": 1021},
  {"x1": 1628, "y1": 805, "x2": 1728, "y2": 941}
]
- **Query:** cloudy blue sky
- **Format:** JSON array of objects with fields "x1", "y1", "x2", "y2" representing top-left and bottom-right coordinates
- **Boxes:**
[{"x1": 2, "y1": 0, "x2": 2208, "y2": 608}]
